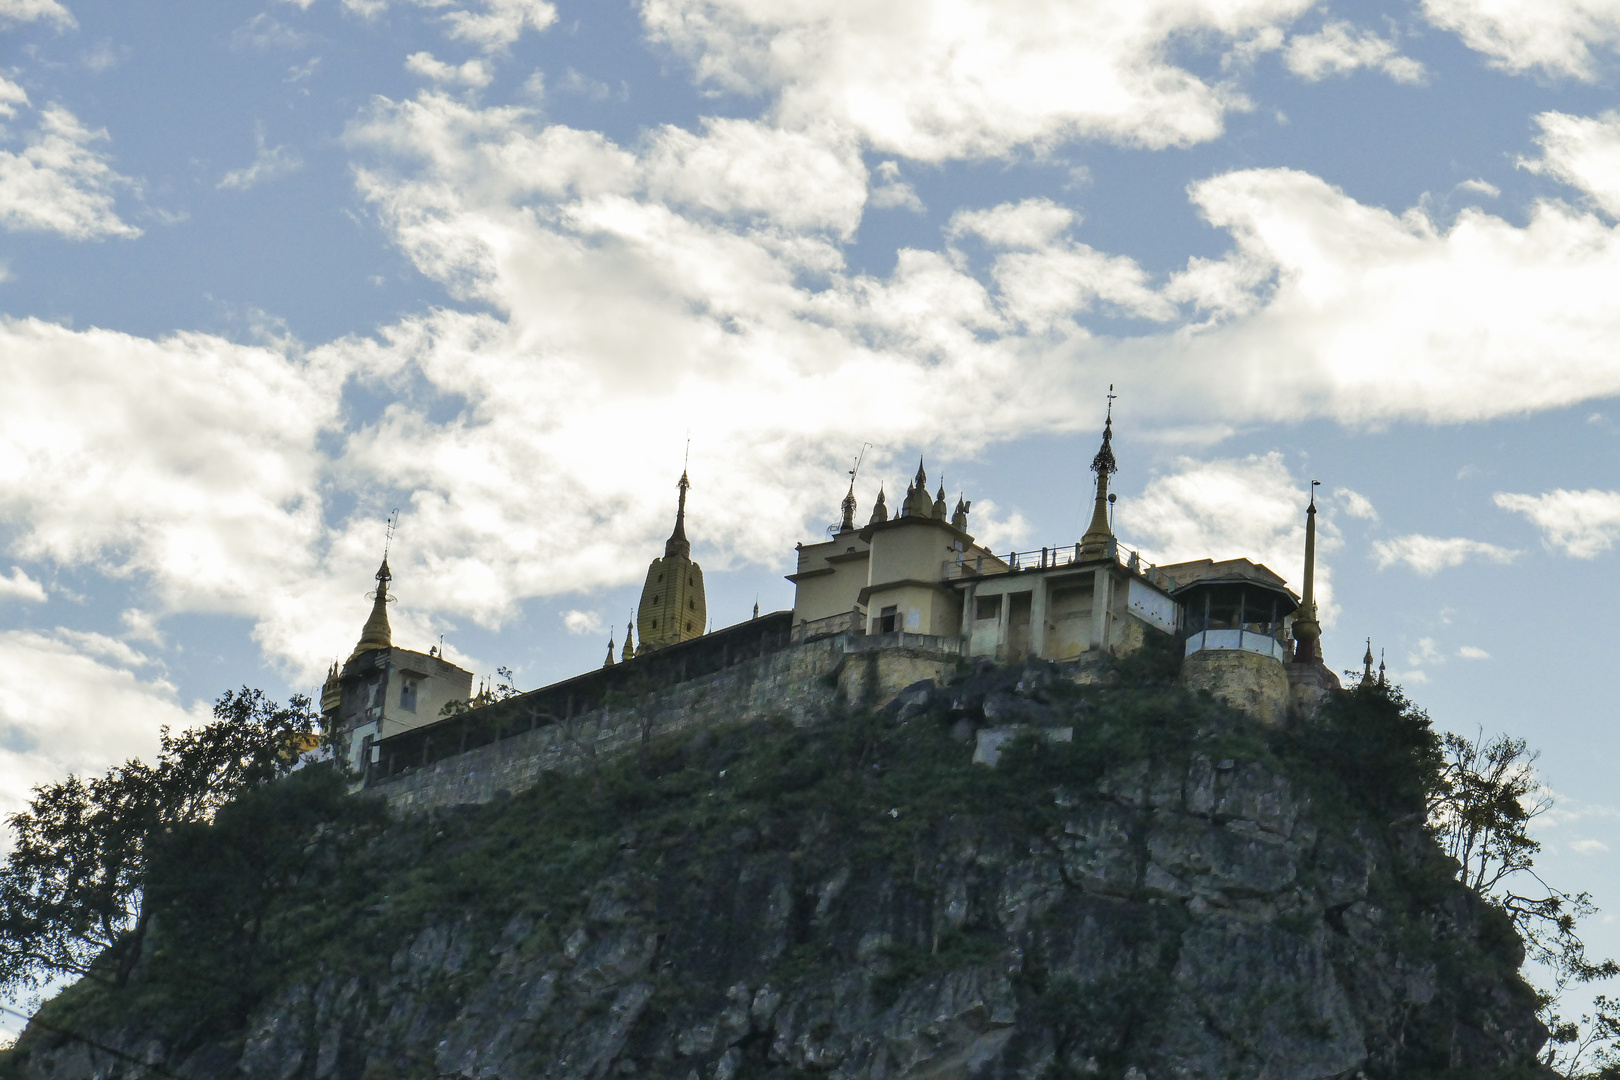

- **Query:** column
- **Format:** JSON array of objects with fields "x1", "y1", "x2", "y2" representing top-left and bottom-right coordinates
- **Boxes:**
[
  {"x1": 1090, "y1": 566, "x2": 1111, "y2": 652},
  {"x1": 1029, "y1": 575, "x2": 1049, "y2": 659}
]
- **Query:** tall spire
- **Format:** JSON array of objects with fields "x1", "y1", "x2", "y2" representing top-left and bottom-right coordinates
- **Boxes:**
[
  {"x1": 665, "y1": 470, "x2": 691, "y2": 559},
  {"x1": 349, "y1": 557, "x2": 394, "y2": 659},
  {"x1": 1291, "y1": 481, "x2": 1323, "y2": 664},
  {"x1": 604, "y1": 632, "x2": 617, "y2": 668},
  {"x1": 622, "y1": 621, "x2": 636, "y2": 662},
  {"x1": 1360, "y1": 639, "x2": 1375, "y2": 687},
  {"x1": 840, "y1": 481, "x2": 857, "y2": 532},
  {"x1": 1079, "y1": 387, "x2": 1119, "y2": 559}
]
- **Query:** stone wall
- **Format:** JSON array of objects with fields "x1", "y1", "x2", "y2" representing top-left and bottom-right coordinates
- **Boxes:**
[
  {"x1": 1181, "y1": 649, "x2": 1290, "y2": 724},
  {"x1": 372, "y1": 637, "x2": 851, "y2": 813}
]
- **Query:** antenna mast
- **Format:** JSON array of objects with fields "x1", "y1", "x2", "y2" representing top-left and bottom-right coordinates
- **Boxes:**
[{"x1": 384, "y1": 508, "x2": 399, "y2": 557}]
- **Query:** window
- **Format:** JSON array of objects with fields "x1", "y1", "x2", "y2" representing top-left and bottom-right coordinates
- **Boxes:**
[
  {"x1": 359, "y1": 734, "x2": 374, "y2": 770},
  {"x1": 685, "y1": 621, "x2": 692, "y2": 631},
  {"x1": 652, "y1": 619, "x2": 658, "y2": 629},
  {"x1": 400, "y1": 679, "x2": 417, "y2": 712},
  {"x1": 657, "y1": 574, "x2": 664, "y2": 583},
  {"x1": 975, "y1": 595, "x2": 1001, "y2": 621},
  {"x1": 878, "y1": 605, "x2": 898, "y2": 634},
  {"x1": 368, "y1": 679, "x2": 384, "y2": 709},
  {"x1": 652, "y1": 595, "x2": 659, "y2": 605},
  {"x1": 688, "y1": 598, "x2": 695, "y2": 609}
]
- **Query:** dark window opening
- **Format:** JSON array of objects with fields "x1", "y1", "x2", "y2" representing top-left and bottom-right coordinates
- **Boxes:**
[
  {"x1": 400, "y1": 680, "x2": 417, "y2": 712},
  {"x1": 975, "y1": 595, "x2": 1000, "y2": 621},
  {"x1": 879, "y1": 605, "x2": 898, "y2": 634},
  {"x1": 685, "y1": 622, "x2": 692, "y2": 632},
  {"x1": 688, "y1": 598, "x2": 695, "y2": 609}
]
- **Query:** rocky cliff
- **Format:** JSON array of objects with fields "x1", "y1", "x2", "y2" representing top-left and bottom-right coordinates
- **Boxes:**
[{"x1": 2, "y1": 655, "x2": 1549, "y2": 1080}]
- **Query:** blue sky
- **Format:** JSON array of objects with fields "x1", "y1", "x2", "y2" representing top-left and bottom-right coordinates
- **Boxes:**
[{"x1": 4, "y1": 0, "x2": 1620, "y2": 1025}]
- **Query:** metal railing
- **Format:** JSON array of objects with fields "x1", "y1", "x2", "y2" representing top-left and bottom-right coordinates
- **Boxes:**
[{"x1": 941, "y1": 539, "x2": 1180, "y2": 591}]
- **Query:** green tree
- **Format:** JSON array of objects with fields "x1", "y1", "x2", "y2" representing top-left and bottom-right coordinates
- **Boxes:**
[
  {"x1": 1428, "y1": 727, "x2": 1620, "y2": 1078},
  {"x1": 0, "y1": 688, "x2": 316, "y2": 993}
]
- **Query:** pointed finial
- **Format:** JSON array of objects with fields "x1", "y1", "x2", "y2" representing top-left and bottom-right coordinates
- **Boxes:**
[
  {"x1": 665, "y1": 469, "x2": 692, "y2": 559},
  {"x1": 915, "y1": 456, "x2": 927, "y2": 488},
  {"x1": 869, "y1": 485, "x2": 889, "y2": 524},
  {"x1": 1379, "y1": 649, "x2": 1386, "y2": 687},
  {"x1": 604, "y1": 634, "x2": 617, "y2": 668},
  {"x1": 840, "y1": 479, "x2": 857, "y2": 532},
  {"x1": 622, "y1": 621, "x2": 635, "y2": 662},
  {"x1": 753, "y1": 599, "x2": 760, "y2": 619}
]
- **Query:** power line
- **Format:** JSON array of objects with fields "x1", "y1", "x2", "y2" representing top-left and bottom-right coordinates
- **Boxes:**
[{"x1": 0, "y1": 1002, "x2": 190, "y2": 1080}]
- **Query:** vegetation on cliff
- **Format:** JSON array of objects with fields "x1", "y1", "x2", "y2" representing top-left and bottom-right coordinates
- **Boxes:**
[{"x1": 0, "y1": 644, "x2": 1599, "y2": 1078}]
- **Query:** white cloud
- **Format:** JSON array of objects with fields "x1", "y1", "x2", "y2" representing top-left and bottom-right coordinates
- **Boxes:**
[
  {"x1": 1150, "y1": 167, "x2": 1620, "y2": 425},
  {"x1": 562, "y1": 609, "x2": 603, "y2": 635},
  {"x1": 0, "y1": 0, "x2": 75, "y2": 28},
  {"x1": 1372, "y1": 534, "x2": 1518, "y2": 574},
  {"x1": 1118, "y1": 452, "x2": 1338, "y2": 625},
  {"x1": 1408, "y1": 636, "x2": 1442, "y2": 666},
  {"x1": 0, "y1": 92, "x2": 140, "y2": 240},
  {"x1": 948, "y1": 198, "x2": 1174, "y2": 328},
  {"x1": 442, "y1": 0, "x2": 557, "y2": 49},
  {"x1": 642, "y1": 0, "x2": 1318, "y2": 161},
  {"x1": 1421, "y1": 0, "x2": 1620, "y2": 79},
  {"x1": 0, "y1": 567, "x2": 46, "y2": 603},
  {"x1": 1284, "y1": 21, "x2": 1426, "y2": 83},
  {"x1": 0, "y1": 629, "x2": 208, "y2": 830},
  {"x1": 1332, "y1": 486, "x2": 1378, "y2": 521},
  {"x1": 218, "y1": 124, "x2": 303, "y2": 190},
  {"x1": 869, "y1": 161, "x2": 923, "y2": 213},
  {"x1": 1494, "y1": 488, "x2": 1620, "y2": 557},
  {"x1": 1570, "y1": 838, "x2": 1611, "y2": 854},
  {"x1": 1458, "y1": 644, "x2": 1491, "y2": 660},
  {"x1": 1522, "y1": 110, "x2": 1620, "y2": 219},
  {"x1": 1457, "y1": 178, "x2": 1501, "y2": 198},
  {"x1": 305, "y1": 0, "x2": 556, "y2": 47},
  {"x1": 405, "y1": 51, "x2": 494, "y2": 88},
  {"x1": 0, "y1": 316, "x2": 349, "y2": 675}
]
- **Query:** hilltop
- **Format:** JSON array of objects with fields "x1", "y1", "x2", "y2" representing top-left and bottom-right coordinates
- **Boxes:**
[{"x1": 1, "y1": 653, "x2": 1549, "y2": 1080}]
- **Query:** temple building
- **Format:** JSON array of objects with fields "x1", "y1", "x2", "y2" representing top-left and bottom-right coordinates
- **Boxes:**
[
  {"x1": 325, "y1": 394, "x2": 1350, "y2": 787},
  {"x1": 320, "y1": 558, "x2": 473, "y2": 771}
]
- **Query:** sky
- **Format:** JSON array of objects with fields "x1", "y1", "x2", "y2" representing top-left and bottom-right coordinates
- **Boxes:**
[{"x1": 3, "y1": 0, "x2": 1620, "y2": 1028}]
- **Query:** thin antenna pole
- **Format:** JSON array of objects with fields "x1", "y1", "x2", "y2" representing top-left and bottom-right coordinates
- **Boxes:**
[
  {"x1": 850, "y1": 442, "x2": 872, "y2": 482},
  {"x1": 384, "y1": 508, "x2": 399, "y2": 557}
]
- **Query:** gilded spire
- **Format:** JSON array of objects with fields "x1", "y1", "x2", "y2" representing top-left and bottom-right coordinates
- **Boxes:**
[
  {"x1": 349, "y1": 558, "x2": 393, "y2": 660},
  {"x1": 604, "y1": 633, "x2": 617, "y2": 668},
  {"x1": 665, "y1": 470, "x2": 692, "y2": 559},
  {"x1": 622, "y1": 622, "x2": 635, "y2": 662},
  {"x1": 1292, "y1": 481, "x2": 1323, "y2": 664},
  {"x1": 1359, "y1": 639, "x2": 1375, "y2": 687},
  {"x1": 1079, "y1": 388, "x2": 1118, "y2": 559},
  {"x1": 840, "y1": 481, "x2": 857, "y2": 532}
]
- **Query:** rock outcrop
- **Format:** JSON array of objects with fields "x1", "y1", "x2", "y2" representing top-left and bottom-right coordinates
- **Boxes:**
[{"x1": 2, "y1": 662, "x2": 1549, "y2": 1080}]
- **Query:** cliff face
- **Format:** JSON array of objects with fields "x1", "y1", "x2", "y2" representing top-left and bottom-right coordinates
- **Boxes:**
[{"x1": 5, "y1": 659, "x2": 1549, "y2": 1080}]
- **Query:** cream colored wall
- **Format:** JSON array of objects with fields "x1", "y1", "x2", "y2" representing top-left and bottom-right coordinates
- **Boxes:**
[
  {"x1": 1045, "y1": 581, "x2": 1094, "y2": 659},
  {"x1": 867, "y1": 519, "x2": 964, "y2": 587},
  {"x1": 789, "y1": 533, "x2": 869, "y2": 623},
  {"x1": 865, "y1": 582, "x2": 959, "y2": 637}
]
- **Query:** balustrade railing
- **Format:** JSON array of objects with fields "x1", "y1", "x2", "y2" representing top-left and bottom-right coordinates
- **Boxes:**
[{"x1": 941, "y1": 539, "x2": 1180, "y2": 591}]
